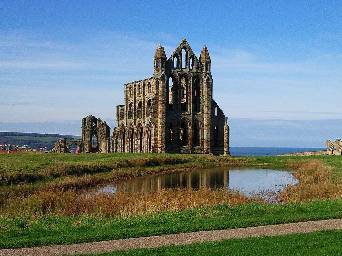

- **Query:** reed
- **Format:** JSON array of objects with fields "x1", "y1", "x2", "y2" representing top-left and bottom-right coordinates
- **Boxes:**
[
  {"x1": 1, "y1": 188, "x2": 252, "y2": 218},
  {"x1": 279, "y1": 160, "x2": 342, "y2": 202}
]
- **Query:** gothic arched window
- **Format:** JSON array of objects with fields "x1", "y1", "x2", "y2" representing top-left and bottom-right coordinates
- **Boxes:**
[
  {"x1": 147, "y1": 82, "x2": 152, "y2": 93},
  {"x1": 138, "y1": 84, "x2": 142, "y2": 94},
  {"x1": 173, "y1": 56, "x2": 178, "y2": 68},
  {"x1": 146, "y1": 99, "x2": 152, "y2": 116},
  {"x1": 189, "y1": 56, "x2": 194, "y2": 69},
  {"x1": 168, "y1": 77, "x2": 173, "y2": 106},
  {"x1": 137, "y1": 101, "x2": 143, "y2": 118},
  {"x1": 181, "y1": 77, "x2": 187, "y2": 103},
  {"x1": 193, "y1": 120, "x2": 200, "y2": 146},
  {"x1": 181, "y1": 48, "x2": 187, "y2": 68},
  {"x1": 128, "y1": 103, "x2": 133, "y2": 119},
  {"x1": 180, "y1": 120, "x2": 188, "y2": 146}
]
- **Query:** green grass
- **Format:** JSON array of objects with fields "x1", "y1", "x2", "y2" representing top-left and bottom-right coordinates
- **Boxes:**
[
  {"x1": 0, "y1": 152, "x2": 248, "y2": 185},
  {"x1": 87, "y1": 230, "x2": 342, "y2": 256},
  {"x1": 1, "y1": 152, "x2": 342, "y2": 186},
  {"x1": 1, "y1": 153, "x2": 342, "y2": 249},
  {"x1": 1, "y1": 199, "x2": 342, "y2": 249}
]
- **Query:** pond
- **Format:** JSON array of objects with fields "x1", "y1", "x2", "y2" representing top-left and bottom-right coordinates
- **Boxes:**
[{"x1": 96, "y1": 168, "x2": 298, "y2": 202}]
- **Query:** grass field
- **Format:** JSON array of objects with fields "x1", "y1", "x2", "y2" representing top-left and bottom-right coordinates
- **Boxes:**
[
  {"x1": 1, "y1": 200, "x2": 342, "y2": 249},
  {"x1": 0, "y1": 153, "x2": 248, "y2": 185},
  {"x1": 84, "y1": 230, "x2": 342, "y2": 256},
  {"x1": 0, "y1": 152, "x2": 342, "y2": 249}
]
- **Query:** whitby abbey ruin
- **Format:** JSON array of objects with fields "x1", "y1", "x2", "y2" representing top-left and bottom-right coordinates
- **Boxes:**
[
  {"x1": 111, "y1": 39, "x2": 229, "y2": 154},
  {"x1": 54, "y1": 39, "x2": 230, "y2": 155}
]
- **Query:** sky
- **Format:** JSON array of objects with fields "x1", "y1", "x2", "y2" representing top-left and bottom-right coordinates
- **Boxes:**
[{"x1": 0, "y1": 1, "x2": 342, "y2": 146}]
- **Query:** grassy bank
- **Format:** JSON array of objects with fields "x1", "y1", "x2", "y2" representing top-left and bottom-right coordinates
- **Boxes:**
[
  {"x1": 1, "y1": 199, "x2": 342, "y2": 249},
  {"x1": 1, "y1": 152, "x2": 342, "y2": 185},
  {"x1": 0, "y1": 153, "x2": 249, "y2": 213},
  {"x1": 85, "y1": 230, "x2": 342, "y2": 256},
  {"x1": 1, "y1": 153, "x2": 342, "y2": 249},
  {"x1": 0, "y1": 153, "x2": 248, "y2": 185}
]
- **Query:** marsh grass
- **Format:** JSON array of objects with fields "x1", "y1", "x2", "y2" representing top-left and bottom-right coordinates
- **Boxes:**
[
  {"x1": 2, "y1": 154, "x2": 342, "y2": 220},
  {"x1": 0, "y1": 164, "x2": 226, "y2": 210},
  {"x1": 280, "y1": 160, "x2": 342, "y2": 202},
  {"x1": 1, "y1": 188, "x2": 252, "y2": 218},
  {"x1": 0, "y1": 154, "x2": 252, "y2": 219}
]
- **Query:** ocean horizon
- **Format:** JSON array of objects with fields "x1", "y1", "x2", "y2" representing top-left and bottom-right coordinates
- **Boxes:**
[{"x1": 230, "y1": 147, "x2": 324, "y2": 156}]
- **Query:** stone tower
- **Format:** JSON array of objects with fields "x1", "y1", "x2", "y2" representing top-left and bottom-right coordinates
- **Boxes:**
[
  {"x1": 154, "y1": 46, "x2": 167, "y2": 153},
  {"x1": 200, "y1": 46, "x2": 212, "y2": 153}
]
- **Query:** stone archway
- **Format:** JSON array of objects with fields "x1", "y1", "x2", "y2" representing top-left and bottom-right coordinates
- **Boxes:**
[
  {"x1": 193, "y1": 119, "x2": 200, "y2": 147},
  {"x1": 81, "y1": 115, "x2": 110, "y2": 153},
  {"x1": 180, "y1": 119, "x2": 189, "y2": 146}
]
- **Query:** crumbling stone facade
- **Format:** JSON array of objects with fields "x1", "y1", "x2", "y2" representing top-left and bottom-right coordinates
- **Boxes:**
[
  {"x1": 326, "y1": 139, "x2": 342, "y2": 155},
  {"x1": 52, "y1": 138, "x2": 70, "y2": 153},
  {"x1": 112, "y1": 39, "x2": 230, "y2": 154},
  {"x1": 52, "y1": 138, "x2": 82, "y2": 153},
  {"x1": 82, "y1": 115, "x2": 111, "y2": 153}
]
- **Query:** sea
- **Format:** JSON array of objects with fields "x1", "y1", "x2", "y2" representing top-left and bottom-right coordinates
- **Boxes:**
[{"x1": 230, "y1": 147, "x2": 324, "y2": 157}]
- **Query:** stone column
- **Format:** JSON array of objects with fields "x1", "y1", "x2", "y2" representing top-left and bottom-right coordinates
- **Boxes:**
[
  {"x1": 202, "y1": 76, "x2": 212, "y2": 154},
  {"x1": 224, "y1": 117, "x2": 230, "y2": 156},
  {"x1": 156, "y1": 76, "x2": 167, "y2": 153}
]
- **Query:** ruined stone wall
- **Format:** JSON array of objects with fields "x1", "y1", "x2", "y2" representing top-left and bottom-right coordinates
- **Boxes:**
[
  {"x1": 211, "y1": 101, "x2": 227, "y2": 155},
  {"x1": 52, "y1": 138, "x2": 70, "y2": 153},
  {"x1": 326, "y1": 139, "x2": 342, "y2": 155},
  {"x1": 162, "y1": 40, "x2": 229, "y2": 154},
  {"x1": 82, "y1": 115, "x2": 110, "y2": 153},
  {"x1": 112, "y1": 76, "x2": 158, "y2": 153}
]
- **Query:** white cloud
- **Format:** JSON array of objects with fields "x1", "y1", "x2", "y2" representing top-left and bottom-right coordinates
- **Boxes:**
[
  {"x1": 0, "y1": 60, "x2": 88, "y2": 70},
  {"x1": 1, "y1": 31, "x2": 342, "y2": 122}
]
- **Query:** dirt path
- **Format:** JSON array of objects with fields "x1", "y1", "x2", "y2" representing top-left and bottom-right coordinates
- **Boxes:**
[{"x1": 1, "y1": 219, "x2": 342, "y2": 256}]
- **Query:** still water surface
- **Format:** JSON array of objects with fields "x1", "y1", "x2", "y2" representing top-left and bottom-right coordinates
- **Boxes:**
[{"x1": 97, "y1": 168, "x2": 298, "y2": 201}]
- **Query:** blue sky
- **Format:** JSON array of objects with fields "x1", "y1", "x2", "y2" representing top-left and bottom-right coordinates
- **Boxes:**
[{"x1": 1, "y1": 0, "x2": 342, "y2": 126}]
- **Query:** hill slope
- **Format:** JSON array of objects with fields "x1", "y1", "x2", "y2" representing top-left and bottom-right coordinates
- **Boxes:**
[{"x1": 0, "y1": 132, "x2": 78, "y2": 150}]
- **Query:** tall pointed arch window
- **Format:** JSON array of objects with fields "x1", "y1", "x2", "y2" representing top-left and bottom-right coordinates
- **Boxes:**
[
  {"x1": 137, "y1": 101, "x2": 143, "y2": 118},
  {"x1": 173, "y1": 56, "x2": 178, "y2": 68},
  {"x1": 181, "y1": 48, "x2": 187, "y2": 68}
]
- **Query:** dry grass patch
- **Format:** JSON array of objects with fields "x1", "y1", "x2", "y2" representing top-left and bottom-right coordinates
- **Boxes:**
[
  {"x1": 280, "y1": 160, "x2": 342, "y2": 202},
  {"x1": 1, "y1": 188, "x2": 252, "y2": 218}
]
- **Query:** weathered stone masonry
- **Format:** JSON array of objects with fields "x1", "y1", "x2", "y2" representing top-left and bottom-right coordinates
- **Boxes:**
[
  {"x1": 111, "y1": 39, "x2": 230, "y2": 154},
  {"x1": 326, "y1": 139, "x2": 342, "y2": 155},
  {"x1": 82, "y1": 115, "x2": 111, "y2": 153}
]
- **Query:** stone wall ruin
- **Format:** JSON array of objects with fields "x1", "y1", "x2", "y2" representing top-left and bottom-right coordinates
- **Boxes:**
[
  {"x1": 111, "y1": 39, "x2": 230, "y2": 155},
  {"x1": 81, "y1": 115, "x2": 111, "y2": 153},
  {"x1": 326, "y1": 139, "x2": 342, "y2": 155}
]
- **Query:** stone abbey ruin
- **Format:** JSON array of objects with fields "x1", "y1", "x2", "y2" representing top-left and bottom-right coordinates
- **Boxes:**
[
  {"x1": 54, "y1": 39, "x2": 230, "y2": 155},
  {"x1": 110, "y1": 39, "x2": 229, "y2": 154},
  {"x1": 326, "y1": 139, "x2": 342, "y2": 155}
]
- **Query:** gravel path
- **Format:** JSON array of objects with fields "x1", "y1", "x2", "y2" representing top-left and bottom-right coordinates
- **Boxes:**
[{"x1": 1, "y1": 219, "x2": 342, "y2": 256}]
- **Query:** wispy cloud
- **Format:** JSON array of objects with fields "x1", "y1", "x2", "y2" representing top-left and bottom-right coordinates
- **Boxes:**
[
  {"x1": 1, "y1": 31, "x2": 342, "y2": 122},
  {"x1": 0, "y1": 60, "x2": 88, "y2": 70}
]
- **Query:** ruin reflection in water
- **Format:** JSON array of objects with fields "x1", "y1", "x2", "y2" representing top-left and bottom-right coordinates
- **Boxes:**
[{"x1": 98, "y1": 168, "x2": 297, "y2": 200}]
